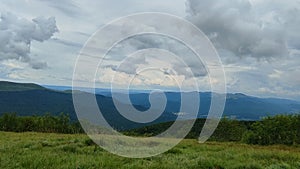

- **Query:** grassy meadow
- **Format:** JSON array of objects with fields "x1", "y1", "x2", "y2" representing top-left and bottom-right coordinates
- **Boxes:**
[{"x1": 1, "y1": 132, "x2": 300, "y2": 169}]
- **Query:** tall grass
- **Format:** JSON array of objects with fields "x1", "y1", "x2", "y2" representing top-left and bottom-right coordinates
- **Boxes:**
[{"x1": 1, "y1": 132, "x2": 300, "y2": 169}]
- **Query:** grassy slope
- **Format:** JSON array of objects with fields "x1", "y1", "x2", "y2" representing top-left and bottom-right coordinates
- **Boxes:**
[{"x1": 0, "y1": 132, "x2": 300, "y2": 169}]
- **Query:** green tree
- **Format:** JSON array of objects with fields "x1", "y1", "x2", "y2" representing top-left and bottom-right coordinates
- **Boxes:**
[{"x1": 242, "y1": 114, "x2": 299, "y2": 145}]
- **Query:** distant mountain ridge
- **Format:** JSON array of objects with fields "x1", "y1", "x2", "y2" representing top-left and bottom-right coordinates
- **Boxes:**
[
  {"x1": 0, "y1": 81, "x2": 175, "y2": 130},
  {"x1": 0, "y1": 81, "x2": 46, "y2": 91},
  {"x1": 0, "y1": 81, "x2": 300, "y2": 129}
]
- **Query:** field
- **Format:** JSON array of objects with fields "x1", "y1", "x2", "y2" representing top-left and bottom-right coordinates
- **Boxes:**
[{"x1": 0, "y1": 132, "x2": 300, "y2": 169}]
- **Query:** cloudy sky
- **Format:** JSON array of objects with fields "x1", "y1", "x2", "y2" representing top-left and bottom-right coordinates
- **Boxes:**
[{"x1": 0, "y1": 0, "x2": 299, "y2": 100}]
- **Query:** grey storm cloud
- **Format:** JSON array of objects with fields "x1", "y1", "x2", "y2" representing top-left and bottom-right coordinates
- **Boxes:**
[
  {"x1": 0, "y1": 12, "x2": 58, "y2": 69},
  {"x1": 185, "y1": 0, "x2": 297, "y2": 59}
]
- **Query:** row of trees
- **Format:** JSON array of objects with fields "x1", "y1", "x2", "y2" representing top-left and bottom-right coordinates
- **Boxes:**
[
  {"x1": 125, "y1": 114, "x2": 300, "y2": 146},
  {"x1": 209, "y1": 118, "x2": 250, "y2": 142},
  {"x1": 1, "y1": 113, "x2": 300, "y2": 146},
  {"x1": 0, "y1": 113, "x2": 83, "y2": 134},
  {"x1": 242, "y1": 114, "x2": 300, "y2": 145},
  {"x1": 207, "y1": 114, "x2": 300, "y2": 145}
]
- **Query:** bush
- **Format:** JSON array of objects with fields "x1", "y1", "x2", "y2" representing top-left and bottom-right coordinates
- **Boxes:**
[
  {"x1": 242, "y1": 114, "x2": 300, "y2": 145},
  {"x1": 0, "y1": 113, "x2": 84, "y2": 134},
  {"x1": 209, "y1": 118, "x2": 248, "y2": 142}
]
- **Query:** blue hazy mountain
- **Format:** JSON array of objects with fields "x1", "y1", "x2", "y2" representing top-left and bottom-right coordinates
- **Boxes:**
[
  {"x1": 0, "y1": 81, "x2": 176, "y2": 130},
  {"x1": 110, "y1": 92, "x2": 300, "y2": 120},
  {"x1": 1, "y1": 81, "x2": 300, "y2": 129},
  {"x1": 43, "y1": 84, "x2": 300, "y2": 120}
]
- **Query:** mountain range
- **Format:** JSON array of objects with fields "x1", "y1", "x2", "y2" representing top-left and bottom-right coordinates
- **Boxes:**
[{"x1": 1, "y1": 81, "x2": 300, "y2": 130}]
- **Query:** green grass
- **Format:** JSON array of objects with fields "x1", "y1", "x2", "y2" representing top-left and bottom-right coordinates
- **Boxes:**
[{"x1": 1, "y1": 132, "x2": 300, "y2": 169}]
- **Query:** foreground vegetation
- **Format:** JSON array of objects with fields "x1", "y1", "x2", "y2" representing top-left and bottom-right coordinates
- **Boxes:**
[
  {"x1": 0, "y1": 113, "x2": 83, "y2": 133},
  {"x1": 1, "y1": 113, "x2": 300, "y2": 146},
  {"x1": 127, "y1": 114, "x2": 300, "y2": 145},
  {"x1": 1, "y1": 132, "x2": 300, "y2": 169}
]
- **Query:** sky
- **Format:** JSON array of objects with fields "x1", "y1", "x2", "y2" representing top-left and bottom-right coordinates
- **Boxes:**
[{"x1": 0, "y1": 0, "x2": 299, "y2": 100}]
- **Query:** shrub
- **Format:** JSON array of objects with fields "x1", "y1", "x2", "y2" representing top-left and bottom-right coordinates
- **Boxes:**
[{"x1": 242, "y1": 114, "x2": 300, "y2": 145}]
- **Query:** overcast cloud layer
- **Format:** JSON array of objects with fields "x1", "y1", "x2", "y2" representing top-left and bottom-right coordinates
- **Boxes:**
[
  {"x1": 0, "y1": 0, "x2": 299, "y2": 100},
  {"x1": 186, "y1": 0, "x2": 299, "y2": 59},
  {"x1": 185, "y1": 0, "x2": 300, "y2": 100}
]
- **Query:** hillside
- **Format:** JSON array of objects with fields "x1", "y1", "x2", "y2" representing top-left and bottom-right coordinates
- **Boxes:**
[
  {"x1": 111, "y1": 92, "x2": 300, "y2": 120},
  {"x1": 45, "y1": 85, "x2": 300, "y2": 120},
  {"x1": 0, "y1": 81, "x2": 175, "y2": 130},
  {"x1": 0, "y1": 81, "x2": 46, "y2": 91},
  {"x1": 1, "y1": 81, "x2": 300, "y2": 130}
]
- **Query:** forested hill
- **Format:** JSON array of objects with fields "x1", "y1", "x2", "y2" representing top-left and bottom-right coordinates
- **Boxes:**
[
  {"x1": 0, "y1": 81, "x2": 175, "y2": 130},
  {"x1": 1, "y1": 81, "x2": 300, "y2": 130},
  {"x1": 0, "y1": 81, "x2": 46, "y2": 91}
]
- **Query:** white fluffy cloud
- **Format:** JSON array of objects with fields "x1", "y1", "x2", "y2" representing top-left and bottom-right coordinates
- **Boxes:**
[{"x1": 0, "y1": 12, "x2": 58, "y2": 69}]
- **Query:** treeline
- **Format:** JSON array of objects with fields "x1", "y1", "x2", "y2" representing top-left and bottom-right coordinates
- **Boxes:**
[
  {"x1": 242, "y1": 114, "x2": 300, "y2": 145},
  {"x1": 124, "y1": 118, "x2": 253, "y2": 142},
  {"x1": 1, "y1": 113, "x2": 300, "y2": 146},
  {"x1": 126, "y1": 114, "x2": 300, "y2": 146},
  {"x1": 0, "y1": 113, "x2": 83, "y2": 134},
  {"x1": 209, "y1": 114, "x2": 300, "y2": 145}
]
